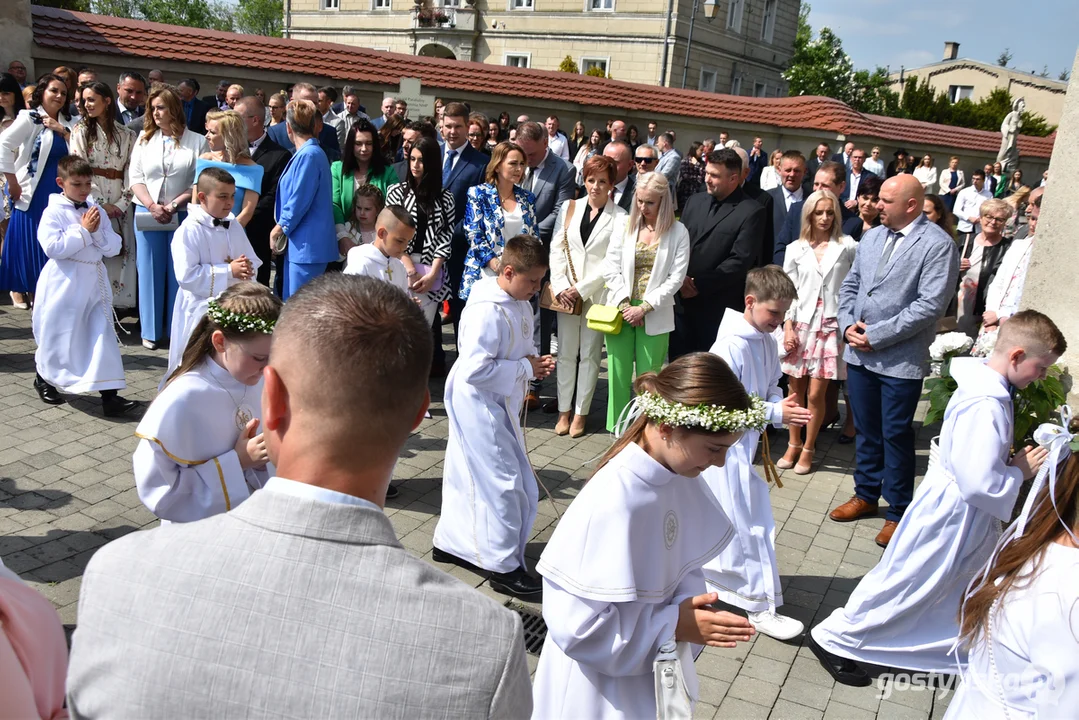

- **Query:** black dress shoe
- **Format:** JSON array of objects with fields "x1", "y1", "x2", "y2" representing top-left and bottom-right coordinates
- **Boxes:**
[
  {"x1": 386, "y1": 483, "x2": 400, "y2": 500},
  {"x1": 807, "y1": 634, "x2": 871, "y2": 686},
  {"x1": 837, "y1": 432, "x2": 856, "y2": 445},
  {"x1": 34, "y1": 375, "x2": 64, "y2": 405},
  {"x1": 101, "y1": 393, "x2": 139, "y2": 417},
  {"x1": 489, "y1": 568, "x2": 543, "y2": 599},
  {"x1": 541, "y1": 399, "x2": 559, "y2": 414}
]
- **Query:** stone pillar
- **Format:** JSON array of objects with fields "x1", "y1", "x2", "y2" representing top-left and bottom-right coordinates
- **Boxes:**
[
  {"x1": 1020, "y1": 49, "x2": 1079, "y2": 401},
  {"x1": 0, "y1": 0, "x2": 34, "y2": 81}
]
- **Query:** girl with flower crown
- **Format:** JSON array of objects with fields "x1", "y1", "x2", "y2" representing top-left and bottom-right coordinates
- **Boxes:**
[
  {"x1": 531, "y1": 353, "x2": 758, "y2": 719},
  {"x1": 134, "y1": 283, "x2": 280, "y2": 523}
]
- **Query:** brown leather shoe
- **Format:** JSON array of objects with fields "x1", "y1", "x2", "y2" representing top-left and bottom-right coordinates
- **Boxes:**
[
  {"x1": 829, "y1": 496, "x2": 879, "y2": 522},
  {"x1": 875, "y1": 520, "x2": 899, "y2": 548},
  {"x1": 525, "y1": 391, "x2": 540, "y2": 411}
]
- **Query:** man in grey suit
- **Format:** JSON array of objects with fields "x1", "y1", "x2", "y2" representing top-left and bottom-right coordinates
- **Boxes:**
[
  {"x1": 67, "y1": 275, "x2": 533, "y2": 718},
  {"x1": 654, "y1": 132, "x2": 681, "y2": 202},
  {"x1": 515, "y1": 121, "x2": 575, "y2": 371},
  {"x1": 829, "y1": 175, "x2": 958, "y2": 549}
]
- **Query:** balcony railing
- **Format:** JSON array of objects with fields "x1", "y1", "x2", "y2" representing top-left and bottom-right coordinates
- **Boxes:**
[{"x1": 412, "y1": 6, "x2": 476, "y2": 30}]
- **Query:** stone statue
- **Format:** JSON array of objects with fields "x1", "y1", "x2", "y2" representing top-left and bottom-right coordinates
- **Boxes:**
[{"x1": 997, "y1": 97, "x2": 1025, "y2": 175}]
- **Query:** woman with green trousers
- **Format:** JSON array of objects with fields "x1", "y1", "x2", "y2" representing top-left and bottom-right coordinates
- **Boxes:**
[{"x1": 600, "y1": 171, "x2": 691, "y2": 431}]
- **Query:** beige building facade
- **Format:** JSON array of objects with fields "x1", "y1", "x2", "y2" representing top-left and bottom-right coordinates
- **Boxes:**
[
  {"x1": 285, "y1": 0, "x2": 800, "y2": 95},
  {"x1": 889, "y1": 42, "x2": 1068, "y2": 126}
]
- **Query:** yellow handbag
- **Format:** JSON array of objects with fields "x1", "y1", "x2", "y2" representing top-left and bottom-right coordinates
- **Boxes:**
[{"x1": 586, "y1": 303, "x2": 623, "y2": 334}]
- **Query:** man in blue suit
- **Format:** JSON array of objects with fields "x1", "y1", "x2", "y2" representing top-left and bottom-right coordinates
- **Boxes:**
[
  {"x1": 271, "y1": 99, "x2": 337, "y2": 300},
  {"x1": 773, "y1": 161, "x2": 855, "y2": 266},
  {"x1": 829, "y1": 174, "x2": 958, "y2": 548},
  {"x1": 437, "y1": 102, "x2": 488, "y2": 373},
  {"x1": 766, "y1": 150, "x2": 806, "y2": 263},
  {"x1": 267, "y1": 83, "x2": 341, "y2": 164}
]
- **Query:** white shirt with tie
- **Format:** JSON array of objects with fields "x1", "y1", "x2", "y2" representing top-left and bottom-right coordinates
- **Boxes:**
[
  {"x1": 525, "y1": 152, "x2": 548, "y2": 194},
  {"x1": 782, "y1": 186, "x2": 803, "y2": 210},
  {"x1": 443, "y1": 141, "x2": 467, "y2": 178},
  {"x1": 613, "y1": 176, "x2": 630, "y2": 205},
  {"x1": 876, "y1": 217, "x2": 920, "y2": 278},
  {"x1": 249, "y1": 133, "x2": 268, "y2": 153}
]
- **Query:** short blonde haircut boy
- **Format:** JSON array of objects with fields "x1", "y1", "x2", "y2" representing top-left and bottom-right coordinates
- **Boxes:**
[
  {"x1": 995, "y1": 310, "x2": 1067, "y2": 358},
  {"x1": 746, "y1": 265, "x2": 797, "y2": 303}
]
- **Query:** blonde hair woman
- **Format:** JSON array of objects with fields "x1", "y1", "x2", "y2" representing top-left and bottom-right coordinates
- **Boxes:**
[
  {"x1": 192, "y1": 109, "x2": 263, "y2": 227},
  {"x1": 267, "y1": 91, "x2": 287, "y2": 126},
  {"x1": 600, "y1": 171, "x2": 690, "y2": 431},
  {"x1": 758, "y1": 149, "x2": 784, "y2": 191},
  {"x1": 779, "y1": 189, "x2": 857, "y2": 474},
  {"x1": 129, "y1": 84, "x2": 208, "y2": 349}
]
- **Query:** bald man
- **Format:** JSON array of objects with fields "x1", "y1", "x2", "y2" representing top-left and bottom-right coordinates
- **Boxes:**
[
  {"x1": 69, "y1": 274, "x2": 533, "y2": 715},
  {"x1": 823, "y1": 174, "x2": 958, "y2": 551}
]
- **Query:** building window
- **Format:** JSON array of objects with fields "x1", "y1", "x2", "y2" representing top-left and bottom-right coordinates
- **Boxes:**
[
  {"x1": 323, "y1": 0, "x2": 339, "y2": 9},
  {"x1": 699, "y1": 68, "x2": 717, "y2": 93},
  {"x1": 730, "y1": 75, "x2": 742, "y2": 95},
  {"x1": 505, "y1": 53, "x2": 530, "y2": 68},
  {"x1": 581, "y1": 57, "x2": 609, "y2": 76},
  {"x1": 754, "y1": 82, "x2": 767, "y2": 97},
  {"x1": 726, "y1": 0, "x2": 744, "y2": 32},
  {"x1": 372, "y1": 0, "x2": 390, "y2": 8},
  {"x1": 948, "y1": 84, "x2": 974, "y2": 102},
  {"x1": 441, "y1": 0, "x2": 459, "y2": 6},
  {"x1": 589, "y1": 0, "x2": 614, "y2": 10},
  {"x1": 761, "y1": 0, "x2": 776, "y2": 43},
  {"x1": 509, "y1": 0, "x2": 533, "y2": 9}
]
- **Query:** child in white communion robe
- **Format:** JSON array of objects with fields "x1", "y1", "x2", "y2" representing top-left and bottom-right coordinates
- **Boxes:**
[
  {"x1": 809, "y1": 310, "x2": 1061, "y2": 686},
  {"x1": 946, "y1": 443, "x2": 1079, "y2": 719},
  {"x1": 531, "y1": 352, "x2": 761, "y2": 719},
  {"x1": 432, "y1": 235, "x2": 555, "y2": 600},
  {"x1": 32, "y1": 155, "x2": 137, "y2": 417},
  {"x1": 134, "y1": 283, "x2": 281, "y2": 524},
  {"x1": 343, "y1": 205, "x2": 415, "y2": 295}
]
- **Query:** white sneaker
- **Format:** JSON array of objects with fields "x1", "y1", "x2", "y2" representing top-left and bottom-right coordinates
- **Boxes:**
[{"x1": 748, "y1": 610, "x2": 804, "y2": 640}]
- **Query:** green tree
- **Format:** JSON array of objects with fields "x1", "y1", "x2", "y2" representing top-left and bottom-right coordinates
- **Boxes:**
[
  {"x1": 996, "y1": 48, "x2": 1013, "y2": 67},
  {"x1": 558, "y1": 56, "x2": 579, "y2": 73},
  {"x1": 37, "y1": 0, "x2": 92, "y2": 10},
  {"x1": 92, "y1": 0, "x2": 233, "y2": 31},
  {"x1": 783, "y1": 25, "x2": 856, "y2": 104},
  {"x1": 584, "y1": 66, "x2": 610, "y2": 79},
  {"x1": 236, "y1": 0, "x2": 283, "y2": 36},
  {"x1": 850, "y1": 67, "x2": 899, "y2": 116}
]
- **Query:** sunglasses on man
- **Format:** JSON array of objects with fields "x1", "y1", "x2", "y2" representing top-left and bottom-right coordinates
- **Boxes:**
[{"x1": 635, "y1": 157, "x2": 657, "y2": 165}]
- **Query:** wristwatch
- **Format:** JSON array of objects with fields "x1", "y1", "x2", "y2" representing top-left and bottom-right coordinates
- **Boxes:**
[{"x1": 168, "y1": 200, "x2": 179, "y2": 213}]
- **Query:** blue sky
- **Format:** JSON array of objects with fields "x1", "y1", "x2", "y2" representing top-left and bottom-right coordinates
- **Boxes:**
[{"x1": 804, "y1": 0, "x2": 1079, "y2": 80}]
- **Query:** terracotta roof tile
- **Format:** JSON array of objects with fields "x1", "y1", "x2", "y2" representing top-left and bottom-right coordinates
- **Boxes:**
[{"x1": 31, "y1": 5, "x2": 1054, "y2": 158}]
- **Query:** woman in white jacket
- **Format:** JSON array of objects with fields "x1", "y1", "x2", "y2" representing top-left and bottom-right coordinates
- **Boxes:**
[
  {"x1": 549, "y1": 155, "x2": 627, "y2": 437},
  {"x1": 129, "y1": 85, "x2": 208, "y2": 350},
  {"x1": 601, "y1": 171, "x2": 690, "y2": 432},
  {"x1": 779, "y1": 190, "x2": 857, "y2": 474},
  {"x1": 913, "y1": 154, "x2": 939, "y2": 194},
  {"x1": 0, "y1": 73, "x2": 75, "y2": 308}
]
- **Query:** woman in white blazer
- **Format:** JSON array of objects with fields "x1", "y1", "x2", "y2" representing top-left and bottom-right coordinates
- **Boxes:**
[
  {"x1": 549, "y1": 155, "x2": 627, "y2": 438},
  {"x1": 600, "y1": 171, "x2": 690, "y2": 432},
  {"x1": 0, "y1": 73, "x2": 76, "y2": 308},
  {"x1": 913, "y1": 154, "x2": 938, "y2": 194},
  {"x1": 779, "y1": 189, "x2": 857, "y2": 474},
  {"x1": 129, "y1": 85, "x2": 208, "y2": 349}
]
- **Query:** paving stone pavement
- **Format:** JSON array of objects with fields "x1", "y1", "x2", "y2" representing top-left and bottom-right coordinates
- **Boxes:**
[{"x1": 0, "y1": 301, "x2": 958, "y2": 719}]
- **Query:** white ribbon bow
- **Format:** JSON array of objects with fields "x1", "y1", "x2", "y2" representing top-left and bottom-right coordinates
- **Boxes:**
[{"x1": 1015, "y1": 405, "x2": 1074, "y2": 539}]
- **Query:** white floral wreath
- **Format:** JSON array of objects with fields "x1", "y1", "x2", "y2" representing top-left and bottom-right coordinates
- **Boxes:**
[{"x1": 635, "y1": 392, "x2": 769, "y2": 433}]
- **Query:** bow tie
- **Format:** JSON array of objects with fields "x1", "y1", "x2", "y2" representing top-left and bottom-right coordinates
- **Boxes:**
[
  {"x1": 213, "y1": 218, "x2": 231, "y2": 229},
  {"x1": 73, "y1": 201, "x2": 89, "y2": 209}
]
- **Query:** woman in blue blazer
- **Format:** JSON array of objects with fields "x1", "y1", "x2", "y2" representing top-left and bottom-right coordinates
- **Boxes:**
[
  {"x1": 272, "y1": 100, "x2": 336, "y2": 300},
  {"x1": 459, "y1": 142, "x2": 538, "y2": 301}
]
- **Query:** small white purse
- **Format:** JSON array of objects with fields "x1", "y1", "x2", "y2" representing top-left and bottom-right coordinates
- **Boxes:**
[{"x1": 654, "y1": 639, "x2": 693, "y2": 720}]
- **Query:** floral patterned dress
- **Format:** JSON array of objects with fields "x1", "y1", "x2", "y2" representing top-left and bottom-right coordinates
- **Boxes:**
[{"x1": 69, "y1": 121, "x2": 137, "y2": 308}]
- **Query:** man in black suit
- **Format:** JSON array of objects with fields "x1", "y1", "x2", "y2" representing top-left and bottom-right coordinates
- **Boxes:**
[
  {"x1": 774, "y1": 161, "x2": 856, "y2": 266},
  {"x1": 177, "y1": 78, "x2": 210, "y2": 136},
  {"x1": 670, "y1": 148, "x2": 767, "y2": 359},
  {"x1": 236, "y1": 96, "x2": 291, "y2": 287},
  {"x1": 203, "y1": 79, "x2": 229, "y2": 111},
  {"x1": 733, "y1": 146, "x2": 775, "y2": 267},
  {"x1": 831, "y1": 141, "x2": 854, "y2": 171},
  {"x1": 805, "y1": 142, "x2": 830, "y2": 195},
  {"x1": 767, "y1": 150, "x2": 806, "y2": 262},
  {"x1": 602, "y1": 140, "x2": 635, "y2": 212},
  {"x1": 266, "y1": 83, "x2": 341, "y2": 163},
  {"x1": 438, "y1": 102, "x2": 489, "y2": 372},
  {"x1": 114, "y1": 71, "x2": 146, "y2": 125}
]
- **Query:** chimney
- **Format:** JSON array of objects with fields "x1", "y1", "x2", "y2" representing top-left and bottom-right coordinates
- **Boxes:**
[{"x1": 943, "y1": 41, "x2": 960, "y2": 61}]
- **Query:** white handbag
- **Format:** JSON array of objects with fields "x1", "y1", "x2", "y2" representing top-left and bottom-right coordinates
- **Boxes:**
[{"x1": 654, "y1": 639, "x2": 693, "y2": 720}]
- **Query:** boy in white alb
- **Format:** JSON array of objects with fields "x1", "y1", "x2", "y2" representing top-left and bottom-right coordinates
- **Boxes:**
[
  {"x1": 343, "y1": 205, "x2": 415, "y2": 295},
  {"x1": 702, "y1": 266, "x2": 811, "y2": 640},
  {"x1": 433, "y1": 234, "x2": 555, "y2": 600},
  {"x1": 809, "y1": 310, "x2": 1059, "y2": 686},
  {"x1": 164, "y1": 167, "x2": 259, "y2": 385},
  {"x1": 32, "y1": 155, "x2": 138, "y2": 417}
]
